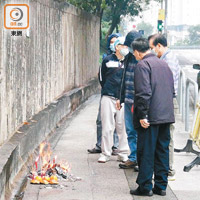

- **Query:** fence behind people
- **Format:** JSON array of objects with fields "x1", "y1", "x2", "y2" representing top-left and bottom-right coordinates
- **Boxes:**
[
  {"x1": 177, "y1": 69, "x2": 199, "y2": 131},
  {"x1": 177, "y1": 69, "x2": 186, "y2": 121},
  {"x1": 190, "y1": 101, "x2": 200, "y2": 149},
  {"x1": 185, "y1": 78, "x2": 199, "y2": 131},
  {"x1": 175, "y1": 92, "x2": 200, "y2": 172}
]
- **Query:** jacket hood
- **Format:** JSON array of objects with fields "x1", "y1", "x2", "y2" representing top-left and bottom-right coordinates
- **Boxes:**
[{"x1": 107, "y1": 33, "x2": 121, "y2": 51}]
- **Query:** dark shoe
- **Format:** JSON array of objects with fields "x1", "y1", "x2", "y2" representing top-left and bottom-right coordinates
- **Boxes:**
[
  {"x1": 130, "y1": 187, "x2": 153, "y2": 196},
  {"x1": 119, "y1": 160, "x2": 137, "y2": 169},
  {"x1": 87, "y1": 148, "x2": 101, "y2": 154},
  {"x1": 168, "y1": 169, "x2": 176, "y2": 177},
  {"x1": 133, "y1": 165, "x2": 139, "y2": 172},
  {"x1": 153, "y1": 188, "x2": 166, "y2": 196},
  {"x1": 112, "y1": 148, "x2": 119, "y2": 156}
]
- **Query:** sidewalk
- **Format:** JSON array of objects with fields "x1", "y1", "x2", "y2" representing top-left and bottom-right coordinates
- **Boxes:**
[
  {"x1": 23, "y1": 94, "x2": 200, "y2": 200},
  {"x1": 168, "y1": 113, "x2": 200, "y2": 200}
]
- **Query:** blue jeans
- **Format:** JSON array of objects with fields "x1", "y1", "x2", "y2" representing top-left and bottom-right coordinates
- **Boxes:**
[
  {"x1": 124, "y1": 103, "x2": 137, "y2": 161},
  {"x1": 96, "y1": 100, "x2": 119, "y2": 150}
]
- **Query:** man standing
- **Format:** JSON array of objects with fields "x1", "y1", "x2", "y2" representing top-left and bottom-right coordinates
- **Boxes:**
[
  {"x1": 88, "y1": 33, "x2": 120, "y2": 155},
  {"x1": 130, "y1": 38, "x2": 175, "y2": 196},
  {"x1": 98, "y1": 37, "x2": 129, "y2": 163},
  {"x1": 116, "y1": 31, "x2": 141, "y2": 170},
  {"x1": 149, "y1": 34, "x2": 180, "y2": 181}
]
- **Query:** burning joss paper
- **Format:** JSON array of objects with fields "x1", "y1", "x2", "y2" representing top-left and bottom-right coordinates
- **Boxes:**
[{"x1": 29, "y1": 142, "x2": 71, "y2": 185}]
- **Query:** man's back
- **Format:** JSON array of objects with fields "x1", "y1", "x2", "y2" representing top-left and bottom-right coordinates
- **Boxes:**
[{"x1": 134, "y1": 53, "x2": 175, "y2": 127}]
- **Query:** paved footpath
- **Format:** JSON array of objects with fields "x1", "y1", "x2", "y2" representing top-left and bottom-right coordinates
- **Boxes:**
[{"x1": 23, "y1": 94, "x2": 200, "y2": 200}]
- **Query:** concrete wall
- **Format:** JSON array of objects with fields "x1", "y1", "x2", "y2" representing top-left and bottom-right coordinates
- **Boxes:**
[{"x1": 0, "y1": 0, "x2": 100, "y2": 145}]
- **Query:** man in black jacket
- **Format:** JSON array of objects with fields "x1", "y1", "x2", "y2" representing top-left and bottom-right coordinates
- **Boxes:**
[
  {"x1": 88, "y1": 33, "x2": 120, "y2": 155},
  {"x1": 130, "y1": 38, "x2": 175, "y2": 197},
  {"x1": 98, "y1": 37, "x2": 129, "y2": 163}
]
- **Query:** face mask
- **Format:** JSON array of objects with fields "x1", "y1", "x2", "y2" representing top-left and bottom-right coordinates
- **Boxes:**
[
  {"x1": 128, "y1": 47, "x2": 133, "y2": 54},
  {"x1": 151, "y1": 49, "x2": 158, "y2": 56},
  {"x1": 110, "y1": 43, "x2": 115, "y2": 52},
  {"x1": 120, "y1": 48, "x2": 129, "y2": 57}
]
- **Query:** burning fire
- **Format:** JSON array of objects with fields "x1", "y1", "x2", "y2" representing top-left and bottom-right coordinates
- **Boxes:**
[{"x1": 29, "y1": 142, "x2": 71, "y2": 185}]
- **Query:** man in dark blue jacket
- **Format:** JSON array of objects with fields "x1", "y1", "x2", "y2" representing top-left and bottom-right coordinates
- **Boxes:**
[
  {"x1": 88, "y1": 33, "x2": 121, "y2": 155},
  {"x1": 116, "y1": 31, "x2": 141, "y2": 170},
  {"x1": 98, "y1": 37, "x2": 129, "y2": 163},
  {"x1": 130, "y1": 38, "x2": 175, "y2": 197}
]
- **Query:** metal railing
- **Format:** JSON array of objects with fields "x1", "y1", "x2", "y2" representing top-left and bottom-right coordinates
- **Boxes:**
[
  {"x1": 177, "y1": 69, "x2": 186, "y2": 121},
  {"x1": 175, "y1": 93, "x2": 200, "y2": 172},
  {"x1": 177, "y1": 69, "x2": 199, "y2": 131},
  {"x1": 175, "y1": 68, "x2": 200, "y2": 172},
  {"x1": 185, "y1": 78, "x2": 199, "y2": 131}
]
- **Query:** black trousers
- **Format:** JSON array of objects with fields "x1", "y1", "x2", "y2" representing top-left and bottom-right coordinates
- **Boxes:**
[{"x1": 136, "y1": 124, "x2": 170, "y2": 192}]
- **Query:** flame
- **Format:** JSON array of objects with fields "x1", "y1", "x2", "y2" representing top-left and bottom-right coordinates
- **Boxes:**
[
  {"x1": 53, "y1": 155, "x2": 57, "y2": 164},
  {"x1": 39, "y1": 142, "x2": 52, "y2": 167},
  {"x1": 39, "y1": 142, "x2": 45, "y2": 156},
  {"x1": 31, "y1": 142, "x2": 71, "y2": 185},
  {"x1": 61, "y1": 161, "x2": 71, "y2": 172}
]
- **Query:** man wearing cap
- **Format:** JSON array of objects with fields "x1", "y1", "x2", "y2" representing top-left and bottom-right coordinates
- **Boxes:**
[
  {"x1": 88, "y1": 33, "x2": 120, "y2": 155},
  {"x1": 98, "y1": 37, "x2": 129, "y2": 163},
  {"x1": 116, "y1": 31, "x2": 141, "y2": 170}
]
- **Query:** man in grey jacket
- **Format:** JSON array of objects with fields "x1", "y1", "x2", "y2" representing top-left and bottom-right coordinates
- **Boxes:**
[
  {"x1": 130, "y1": 38, "x2": 175, "y2": 197},
  {"x1": 149, "y1": 34, "x2": 180, "y2": 181}
]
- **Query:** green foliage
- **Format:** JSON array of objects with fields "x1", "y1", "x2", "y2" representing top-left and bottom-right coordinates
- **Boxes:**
[
  {"x1": 174, "y1": 39, "x2": 190, "y2": 46},
  {"x1": 101, "y1": 20, "x2": 110, "y2": 40},
  {"x1": 67, "y1": 0, "x2": 161, "y2": 32},
  {"x1": 67, "y1": 0, "x2": 106, "y2": 15},
  {"x1": 175, "y1": 25, "x2": 200, "y2": 46},
  {"x1": 67, "y1": 0, "x2": 162, "y2": 49},
  {"x1": 100, "y1": 20, "x2": 109, "y2": 52},
  {"x1": 105, "y1": 0, "x2": 161, "y2": 19},
  {"x1": 137, "y1": 21, "x2": 154, "y2": 38},
  {"x1": 188, "y1": 25, "x2": 200, "y2": 45}
]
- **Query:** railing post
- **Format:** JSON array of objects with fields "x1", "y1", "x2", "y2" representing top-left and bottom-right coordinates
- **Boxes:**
[
  {"x1": 185, "y1": 78, "x2": 199, "y2": 132},
  {"x1": 177, "y1": 75, "x2": 182, "y2": 114},
  {"x1": 193, "y1": 81, "x2": 199, "y2": 110},
  {"x1": 185, "y1": 80, "x2": 190, "y2": 131},
  {"x1": 179, "y1": 69, "x2": 186, "y2": 121}
]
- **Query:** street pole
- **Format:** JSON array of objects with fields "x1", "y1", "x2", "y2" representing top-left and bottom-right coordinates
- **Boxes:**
[
  {"x1": 164, "y1": 0, "x2": 168, "y2": 38},
  {"x1": 161, "y1": 0, "x2": 163, "y2": 9}
]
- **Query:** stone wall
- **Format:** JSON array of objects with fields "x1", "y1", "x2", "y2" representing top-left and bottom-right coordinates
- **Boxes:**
[{"x1": 0, "y1": 0, "x2": 100, "y2": 145}]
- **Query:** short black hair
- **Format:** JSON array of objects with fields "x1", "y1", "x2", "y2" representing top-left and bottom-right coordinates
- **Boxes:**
[
  {"x1": 131, "y1": 38, "x2": 150, "y2": 53},
  {"x1": 147, "y1": 34, "x2": 157, "y2": 41},
  {"x1": 153, "y1": 34, "x2": 167, "y2": 47}
]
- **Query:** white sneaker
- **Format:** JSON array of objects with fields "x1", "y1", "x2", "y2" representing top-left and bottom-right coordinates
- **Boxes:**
[
  {"x1": 98, "y1": 154, "x2": 110, "y2": 163},
  {"x1": 168, "y1": 175, "x2": 176, "y2": 181},
  {"x1": 152, "y1": 174, "x2": 154, "y2": 180},
  {"x1": 117, "y1": 155, "x2": 128, "y2": 162}
]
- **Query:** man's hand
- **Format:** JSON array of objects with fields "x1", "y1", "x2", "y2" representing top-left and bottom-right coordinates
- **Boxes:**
[
  {"x1": 140, "y1": 119, "x2": 150, "y2": 129},
  {"x1": 116, "y1": 100, "x2": 122, "y2": 110}
]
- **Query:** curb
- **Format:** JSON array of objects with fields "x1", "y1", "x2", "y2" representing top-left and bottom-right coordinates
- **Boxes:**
[{"x1": 0, "y1": 78, "x2": 99, "y2": 200}]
